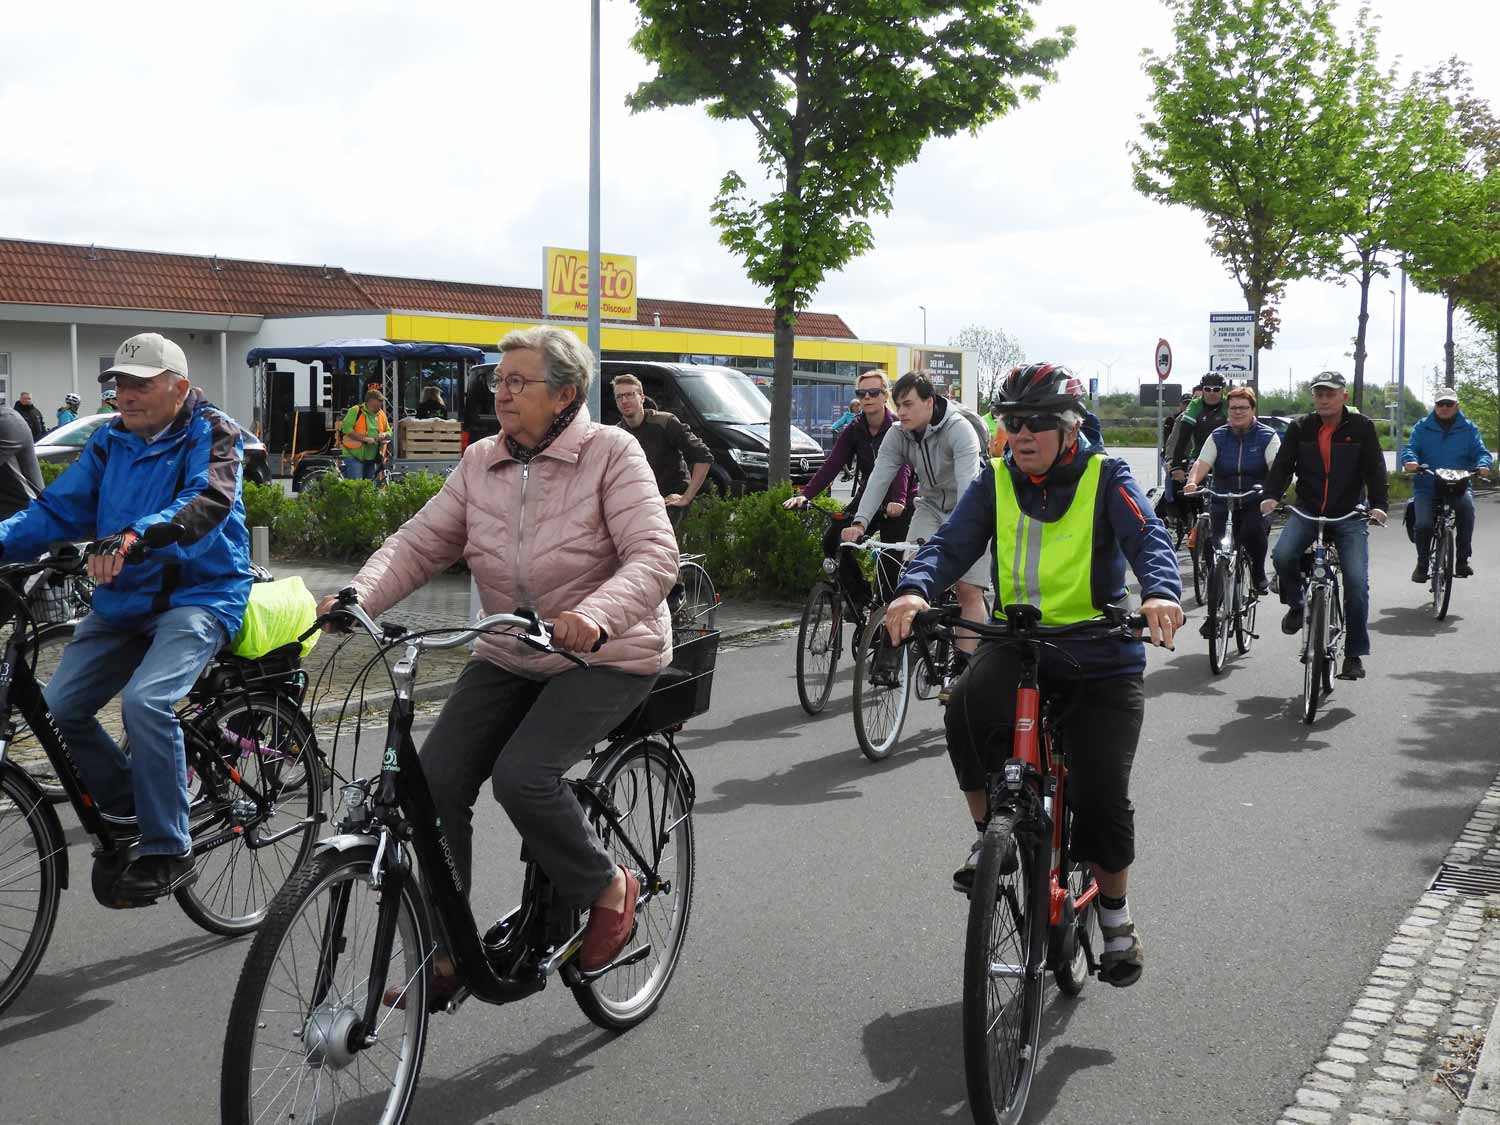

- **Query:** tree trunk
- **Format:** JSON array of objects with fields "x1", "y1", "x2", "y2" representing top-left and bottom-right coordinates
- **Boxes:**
[
  {"x1": 1352, "y1": 255, "x2": 1374, "y2": 410},
  {"x1": 1445, "y1": 292, "x2": 1457, "y2": 383},
  {"x1": 769, "y1": 304, "x2": 795, "y2": 487}
]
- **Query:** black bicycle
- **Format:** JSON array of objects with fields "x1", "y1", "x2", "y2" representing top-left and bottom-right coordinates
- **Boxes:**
[
  {"x1": 794, "y1": 507, "x2": 871, "y2": 714},
  {"x1": 220, "y1": 591, "x2": 708, "y2": 1124},
  {"x1": 0, "y1": 527, "x2": 324, "y2": 1016},
  {"x1": 1415, "y1": 467, "x2": 1478, "y2": 621},
  {"x1": 1191, "y1": 485, "x2": 1263, "y2": 674},
  {"x1": 1280, "y1": 506, "x2": 1372, "y2": 723}
]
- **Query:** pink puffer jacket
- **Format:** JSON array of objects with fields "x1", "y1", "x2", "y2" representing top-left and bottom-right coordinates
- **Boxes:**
[{"x1": 350, "y1": 406, "x2": 679, "y2": 678}]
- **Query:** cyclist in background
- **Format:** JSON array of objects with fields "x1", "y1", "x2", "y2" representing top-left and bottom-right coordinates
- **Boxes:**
[
  {"x1": 1260, "y1": 371, "x2": 1387, "y2": 680},
  {"x1": 884, "y1": 363, "x2": 1182, "y2": 988},
  {"x1": 1400, "y1": 387, "x2": 1492, "y2": 580},
  {"x1": 57, "y1": 392, "x2": 82, "y2": 428}
]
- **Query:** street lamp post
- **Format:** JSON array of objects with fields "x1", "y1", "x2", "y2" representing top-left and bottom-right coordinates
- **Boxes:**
[
  {"x1": 587, "y1": 0, "x2": 602, "y2": 419},
  {"x1": 919, "y1": 305, "x2": 927, "y2": 347},
  {"x1": 1396, "y1": 270, "x2": 1408, "y2": 450}
]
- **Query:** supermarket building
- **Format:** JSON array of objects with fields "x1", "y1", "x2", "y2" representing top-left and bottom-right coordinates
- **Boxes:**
[{"x1": 0, "y1": 237, "x2": 970, "y2": 465}]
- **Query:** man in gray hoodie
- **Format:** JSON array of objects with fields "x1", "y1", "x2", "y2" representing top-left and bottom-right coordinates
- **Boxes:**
[{"x1": 843, "y1": 370, "x2": 990, "y2": 648}]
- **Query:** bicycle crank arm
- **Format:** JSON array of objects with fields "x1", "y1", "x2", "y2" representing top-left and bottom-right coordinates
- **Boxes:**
[
  {"x1": 245, "y1": 814, "x2": 325, "y2": 849},
  {"x1": 539, "y1": 920, "x2": 590, "y2": 977},
  {"x1": 576, "y1": 941, "x2": 654, "y2": 983}
]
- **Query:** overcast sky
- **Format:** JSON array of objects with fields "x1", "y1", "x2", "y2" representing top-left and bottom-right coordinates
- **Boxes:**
[{"x1": 2, "y1": 0, "x2": 1495, "y2": 403}]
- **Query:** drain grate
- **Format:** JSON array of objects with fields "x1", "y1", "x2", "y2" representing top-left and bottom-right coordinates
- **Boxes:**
[{"x1": 1429, "y1": 862, "x2": 1500, "y2": 896}]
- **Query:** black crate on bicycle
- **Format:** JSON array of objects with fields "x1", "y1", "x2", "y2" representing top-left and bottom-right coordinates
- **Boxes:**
[{"x1": 611, "y1": 626, "x2": 719, "y2": 741}]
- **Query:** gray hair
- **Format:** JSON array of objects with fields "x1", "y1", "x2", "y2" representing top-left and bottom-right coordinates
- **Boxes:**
[{"x1": 498, "y1": 327, "x2": 595, "y2": 400}]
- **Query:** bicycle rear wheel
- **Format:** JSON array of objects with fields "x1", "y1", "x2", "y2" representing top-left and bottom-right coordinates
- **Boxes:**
[
  {"x1": 1302, "y1": 587, "x2": 1328, "y2": 724},
  {"x1": 676, "y1": 561, "x2": 718, "y2": 632},
  {"x1": 852, "y1": 607, "x2": 910, "y2": 762},
  {"x1": 573, "y1": 738, "x2": 695, "y2": 1031},
  {"x1": 1234, "y1": 551, "x2": 1255, "y2": 655},
  {"x1": 1434, "y1": 525, "x2": 1454, "y2": 621},
  {"x1": 964, "y1": 812, "x2": 1044, "y2": 1125},
  {"x1": 0, "y1": 764, "x2": 63, "y2": 1017},
  {"x1": 1207, "y1": 558, "x2": 1231, "y2": 675},
  {"x1": 795, "y1": 582, "x2": 841, "y2": 715},
  {"x1": 221, "y1": 845, "x2": 430, "y2": 1125},
  {"x1": 176, "y1": 694, "x2": 323, "y2": 935}
]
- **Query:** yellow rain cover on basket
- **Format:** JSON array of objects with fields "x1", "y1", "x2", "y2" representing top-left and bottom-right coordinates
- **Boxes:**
[{"x1": 229, "y1": 576, "x2": 320, "y2": 659}]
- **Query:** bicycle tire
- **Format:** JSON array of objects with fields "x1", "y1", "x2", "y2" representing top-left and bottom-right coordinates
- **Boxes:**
[
  {"x1": 1053, "y1": 801, "x2": 1098, "y2": 998},
  {"x1": 852, "y1": 606, "x2": 910, "y2": 762},
  {"x1": 573, "y1": 738, "x2": 695, "y2": 1031},
  {"x1": 1207, "y1": 558, "x2": 1230, "y2": 675},
  {"x1": 963, "y1": 812, "x2": 1044, "y2": 1125},
  {"x1": 176, "y1": 694, "x2": 324, "y2": 936},
  {"x1": 1190, "y1": 516, "x2": 1211, "y2": 605},
  {"x1": 1234, "y1": 550, "x2": 1255, "y2": 655},
  {"x1": 221, "y1": 845, "x2": 430, "y2": 1125},
  {"x1": 1435, "y1": 525, "x2": 1454, "y2": 621},
  {"x1": 795, "y1": 583, "x2": 841, "y2": 715},
  {"x1": 0, "y1": 764, "x2": 64, "y2": 1017},
  {"x1": 1302, "y1": 587, "x2": 1328, "y2": 724},
  {"x1": 4, "y1": 623, "x2": 78, "y2": 803},
  {"x1": 676, "y1": 561, "x2": 719, "y2": 633}
]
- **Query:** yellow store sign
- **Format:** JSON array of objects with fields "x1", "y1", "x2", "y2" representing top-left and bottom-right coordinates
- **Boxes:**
[{"x1": 543, "y1": 247, "x2": 638, "y2": 320}]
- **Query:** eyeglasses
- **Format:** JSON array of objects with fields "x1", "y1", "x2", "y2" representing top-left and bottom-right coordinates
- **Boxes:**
[
  {"x1": 1437, "y1": 400, "x2": 1458, "y2": 407},
  {"x1": 487, "y1": 371, "x2": 548, "y2": 395},
  {"x1": 614, "y1": 389, "x2": 643, "y2": 400},
  {"x1": 1001, "y1": 413, "x2": 1065, "y2": 435},
  {"x1": 854, "y1": 387, "x2": 885, "y2": 399},
  {"x1": 1227, "y1": 405, "x2": 1255, "y2": 413}
]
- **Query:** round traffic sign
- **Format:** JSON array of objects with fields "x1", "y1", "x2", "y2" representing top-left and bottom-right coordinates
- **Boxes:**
[{"x1": 1155, "y1": 339, "x2": 1173, "y2": 381}]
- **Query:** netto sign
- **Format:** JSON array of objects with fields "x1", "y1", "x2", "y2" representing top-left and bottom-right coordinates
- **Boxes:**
[{"x1": 543, "y1": 247, "x2": 638, "y2": 320}]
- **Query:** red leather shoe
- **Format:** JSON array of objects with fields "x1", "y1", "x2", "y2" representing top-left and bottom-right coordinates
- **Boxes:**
[{"x1": 579, "y1": 867, "x2": 639, "y2": 973}]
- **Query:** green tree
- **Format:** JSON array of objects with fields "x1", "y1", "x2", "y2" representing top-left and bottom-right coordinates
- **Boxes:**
[
  {"x1": 1454, "y1": 314, "x2": 1500, "y2": 451},
  {"x1": 951, "y1": 323, "x2": 1026, "y2": 408},
  {"x1": 1132, "y1": 0, "x2": 1362, "y2": 392},
  {"x1": 628, "y1": 1, "x2": 1073, "y2": 483}
]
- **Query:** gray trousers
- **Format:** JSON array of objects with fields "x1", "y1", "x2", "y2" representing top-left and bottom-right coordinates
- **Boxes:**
[{"x1": 421, "y1": 658, "x2": 655, "y2": 909}]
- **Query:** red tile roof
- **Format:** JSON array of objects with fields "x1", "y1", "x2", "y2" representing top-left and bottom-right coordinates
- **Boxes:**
[{"x1": 0, "y1": 238, "x2": 857, "y2": 338}]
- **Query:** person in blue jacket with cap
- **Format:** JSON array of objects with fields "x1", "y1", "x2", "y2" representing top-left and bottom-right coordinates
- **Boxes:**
[
  {"x1": 1400, "y1": 387, "x2": 1493, "y2": 580},
  {"x1": 0, "y1": 332, "x2": 252, "y2": 903}
]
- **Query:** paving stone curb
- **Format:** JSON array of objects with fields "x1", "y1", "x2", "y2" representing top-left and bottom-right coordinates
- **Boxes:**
[{"x1": 1276, "y1": 779, "x2": 1500, "y2": 1124}]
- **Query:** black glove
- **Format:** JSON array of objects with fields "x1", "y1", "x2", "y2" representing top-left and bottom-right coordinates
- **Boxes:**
[{"x1": 87, "y1": 531, "x2": 144, "y2": 563}]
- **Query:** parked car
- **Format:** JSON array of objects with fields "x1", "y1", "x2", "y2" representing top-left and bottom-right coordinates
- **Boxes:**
[
  {"x1": 599, "y1": 361, "x2": 825, "y2": 494},
  {"x1": 1261, "y1": 415, "x2": 1296, "y2": 436},
  {"x1": 38, "y1": 412, "x2": 272, "y2": 485}
]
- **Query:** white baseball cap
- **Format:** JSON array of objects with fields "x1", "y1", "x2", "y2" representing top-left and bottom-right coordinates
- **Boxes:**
[
  {"x1": 100, "y1": 332, "x2": 189, "y2": 383},
  {"x1": 1434, "y1": 387, "x2": 1459, "y2": 404}
]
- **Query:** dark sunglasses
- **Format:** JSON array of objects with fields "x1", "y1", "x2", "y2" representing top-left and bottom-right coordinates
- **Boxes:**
[
  {"x1": 854, "y1": 387, "x2": 885, "y2": 399},
  {"x1": 1001, "y1": 413, "x2": 1065, "y2": 435}
]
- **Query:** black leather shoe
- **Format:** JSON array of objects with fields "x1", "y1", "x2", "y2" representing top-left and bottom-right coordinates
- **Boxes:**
[
  {"x1": 1252, "y1": 579, "x2": 1270, "y2": 597},
  {"x1": 1339, "y1": 656, "x2": 1365, "y2": 680},
  {"x1": 1411, "y1": 562, "x2": 1428, "y2": 583},
  {"x1": 1457, "y1": 559, "x2": 1474, "y2": 578},
  {"x1": 1280, "y1": 607, "x2": 1304, "y2": 635},
  {"x1": 111, "y1": 854, "x2": 196, "y2": 903}
]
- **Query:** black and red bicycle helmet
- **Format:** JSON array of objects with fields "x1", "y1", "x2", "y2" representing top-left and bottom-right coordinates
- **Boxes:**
[{"x1": 994, "y1": 363, "x2": 1088, "y2": 415}]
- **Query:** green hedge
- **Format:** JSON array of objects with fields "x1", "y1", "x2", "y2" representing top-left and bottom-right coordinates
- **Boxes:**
[
  {"x1": 678, "y1": 484, "x2": 840, "y2": 601},
  {"x1": 243, "y1": 473, "x2": 448, "y2": 561}
]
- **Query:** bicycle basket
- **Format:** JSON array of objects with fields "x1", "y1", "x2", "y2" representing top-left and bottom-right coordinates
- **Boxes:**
[
  {"x1": 24, "y1": 574, "x2": 74, "y2": 626},
  {"x1": 609, "y1": 627, "x2": 720, "y2": 740}
]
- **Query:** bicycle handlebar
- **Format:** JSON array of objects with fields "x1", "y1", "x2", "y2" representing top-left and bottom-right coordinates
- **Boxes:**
[
  {"x1": 839, "y1": 539, "x2": 922, "y2": 554},
  {"x1": 911, "y1": 602, "x2": 1148, "y2": 644},
  {"x1": 0, "y1": 522, "x2": 184, "y2": 581},
  {"x1": 1284, "y1": 506, "x2": 1375, "y2": 525},
  {"x1": 1197, "y1": 486, "x2": 1264, "y2": 503}
]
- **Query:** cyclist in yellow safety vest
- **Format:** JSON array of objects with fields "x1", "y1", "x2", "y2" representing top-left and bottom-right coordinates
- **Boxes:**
[
  {"x1": 340, "y1": 386, "x2": 390, "y2": 483},
  {"x1": 885, "y1": 363, "x2": 1183, "y2": 990}
]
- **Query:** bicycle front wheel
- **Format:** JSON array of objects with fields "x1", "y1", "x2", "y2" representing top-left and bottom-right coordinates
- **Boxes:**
[
  {"x1": 221, "y1": 845, "x2": 430, "y2": 1125},
  {"x1": 795, "y1": 582, "x2": 841, "y2": 715},
  {"x1": 964, "y1": 813, "x2": 1044, "y2": 1125},
  {"x1": 1234, "y1": 551, "x2": 1255, "y2": 655},
  {"x1": 1207, "y1": 558, "x2": 1231, "y2": 675},
  {"x1": 852, "y1": 606, "x2": 910, "y2": 762},
  {"x1": 573, "y1": 738, "x2": 695, "y2": 1031},
  {"x1": 676, "y1": 561, "x2": 718, "y2": 632},
  {"x1": 1434, "y1": 526, "x2": 1454, "y2": 621},
  {"x1": 5, "y1": 622, "x2": 100, "y2": 803},
  {"x1": 0, "y1": 764, "x2": 64, "y2": 1017},
  {"x1": 1302, "y1": 587, "x2": 1328, "y2": 724},
  {"x1": 177, "y1": 694, "x2": 324, "y2": 935}
]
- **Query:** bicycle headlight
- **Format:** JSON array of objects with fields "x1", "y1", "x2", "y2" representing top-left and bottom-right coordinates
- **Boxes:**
[
  {"x1": 1002, "y1": 761, "x2": 1025, "y2": 789},
  {"x1": 821, "y1": 557, "x2": 838, "y2": 576}
]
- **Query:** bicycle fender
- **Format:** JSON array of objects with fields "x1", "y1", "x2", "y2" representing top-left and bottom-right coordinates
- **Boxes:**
[{"x1": 315, "y1": 833, "x2": 378, "y2": 854}]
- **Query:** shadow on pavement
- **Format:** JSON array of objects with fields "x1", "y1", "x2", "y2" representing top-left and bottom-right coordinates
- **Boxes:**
[
  {"x1": 1369, "y1": 605, "x2": 1463, "y2": 637},
  {"x1": 0, "y1": 932, "x2": 227, "y2": 1050},
  {"x1": 1141, "y1": 652, "x2": 1235, "y2": 701},
  {"x1": 1188, "y1": 696, "x2": 1353, "y2": 763},
  {"x1": 692, "y1": 726, "x2": 948, "y2": 817}
]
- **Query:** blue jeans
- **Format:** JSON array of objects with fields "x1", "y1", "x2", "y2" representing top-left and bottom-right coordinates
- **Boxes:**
[
  {"x1": 342, "y1": 456, "x2": 379, "y2": 481},
  {"x1": 44, "y1": 607, "x2": 227, "y2": 857},
  {"x1": 1271, "y1": 512, "x2": 1371, "y2": 658},
  {"x1": 1412, "y1": 490, "x2": 1476, "y2": 562},
  {"x1": 1210, "y1": 502, "x2": 1270, "y2": 583}
]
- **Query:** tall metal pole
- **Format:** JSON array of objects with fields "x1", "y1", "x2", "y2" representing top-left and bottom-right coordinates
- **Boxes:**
[
  {"x1": 587, "y1": 0, "x2": 602, "y2": 420},
  {"x1": 1387, "y1": 289, "x2": 1396, "y2": 385},
  {"x1": 1396, "y1": 270, "x2": 1408, "y2": 448},
  {"x1": 919, "y1": 305, "x2": 927, "y2": 346}
]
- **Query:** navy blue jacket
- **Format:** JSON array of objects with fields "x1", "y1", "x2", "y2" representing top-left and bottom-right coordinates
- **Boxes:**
[
  {"x1": 1399, "y1": 410, "x2": 1492, "y2": 497},
  {"x1": 1205, "y1": 421, "x2": 1278, "y2": 495},
  {"x1": 0, "y1": 388, "x2": 253, "y2": 638},
  {"x1": 898, "y1": 446, "x2": 1182, "y2": 678}
]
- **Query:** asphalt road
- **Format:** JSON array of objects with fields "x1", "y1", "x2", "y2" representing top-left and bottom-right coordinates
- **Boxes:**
[{"x1": 2, "y1": 494, "x2": 1497, "y2": 1124}]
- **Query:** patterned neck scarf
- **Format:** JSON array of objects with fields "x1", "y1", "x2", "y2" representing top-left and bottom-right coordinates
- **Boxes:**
[{"x1": 505, "y1": 397, "x2": 583, "y2": 464}]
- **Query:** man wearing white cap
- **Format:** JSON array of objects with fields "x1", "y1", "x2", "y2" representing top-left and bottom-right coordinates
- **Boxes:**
[
  {"x1": 1401, "y1": 388, "x2": 1492, "y2": 580},
  {"x1": 0, "y1": 332, "x2": 252, "y2": 903}
]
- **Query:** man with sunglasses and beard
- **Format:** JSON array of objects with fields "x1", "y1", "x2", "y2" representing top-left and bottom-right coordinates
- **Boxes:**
[{"x1": 883, "y1": 363, "x2": 1182, "y2": 989}]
